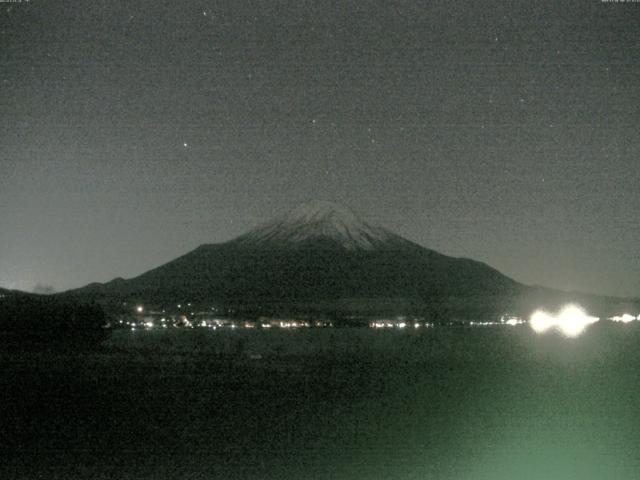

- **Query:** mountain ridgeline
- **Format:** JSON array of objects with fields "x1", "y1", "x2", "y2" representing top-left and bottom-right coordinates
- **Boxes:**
[{"x1": 63, "y1": 201, "x2": 638, "y2": 320}]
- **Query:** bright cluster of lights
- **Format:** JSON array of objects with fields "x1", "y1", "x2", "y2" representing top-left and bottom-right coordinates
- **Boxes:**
[
  {"x1": 499, "y1": 315, "x2": 525, "y2": 326},
  {"x1": 505, "y1": 318, "x2": 524, "y2": 326},
  {"x1": 276, "y1": 321, "x2": 309, "y2": 328},
  {"x1": 369, "y1": 321, "x2": 434, "y2": 329},
  {"x1": 610, "y1": 314, "x2": 639, "y2": 323},
  {"x1": 122, "y1": 303, "x2": 637, "y2": 337},
  {"x1": 530, "y1": 305, "x2": 599, "y2": 337}
]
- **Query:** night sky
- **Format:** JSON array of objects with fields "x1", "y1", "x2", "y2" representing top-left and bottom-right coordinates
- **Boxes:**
[{"x1": 1, "y1": 0, "x2": 638, "y2": 297}]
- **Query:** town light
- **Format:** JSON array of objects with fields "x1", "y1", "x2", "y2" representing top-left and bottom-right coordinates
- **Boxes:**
[
  {"x1": 530, "y1": 310, "x2": 554, "y2": 334},
  {"x1": 610, "y1": 314, "x2": 636, "y2": 323},
  {"x1": 557, "y1": 305, "x2": 597, "y2": 337},
  {"x1": 530, "y1": 305, "x2": 599, "y2": 337}
]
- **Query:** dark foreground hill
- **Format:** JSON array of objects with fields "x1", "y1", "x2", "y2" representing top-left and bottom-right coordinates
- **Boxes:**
[
  {"x1": 0, "y1": 290, "x2": 107, "y2": 348},
  {"x1": 61, "y1": 201, "x2": 639, "y2": 320}
]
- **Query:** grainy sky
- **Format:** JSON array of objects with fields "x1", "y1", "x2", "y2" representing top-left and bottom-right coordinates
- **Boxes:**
[{"x1": 1, "y1": 0, "x2": 639, "y2": 297}]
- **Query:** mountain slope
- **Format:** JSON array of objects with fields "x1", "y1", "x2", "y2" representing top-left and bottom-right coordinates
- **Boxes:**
[
  {"x1": 62, "y1": 201, "x2": 638, "y2": 319},
  {"x1": 62, "y1": 201, "x2": 523, "y2": 317}
]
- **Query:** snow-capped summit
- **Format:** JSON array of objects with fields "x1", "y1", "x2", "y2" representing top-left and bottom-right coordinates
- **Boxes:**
[{"x1": 232, "y1": 200, "x2": 400, "y2": 250}]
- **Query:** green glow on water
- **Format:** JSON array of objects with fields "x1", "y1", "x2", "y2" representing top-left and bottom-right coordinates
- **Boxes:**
[{"x1": 4, "y1": 324, "x2": 640, "y2": 479}]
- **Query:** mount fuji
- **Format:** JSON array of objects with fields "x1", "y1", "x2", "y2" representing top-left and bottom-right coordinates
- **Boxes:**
[{"x1": 62, "y1": 201, "x2": 637, "y2": 320}]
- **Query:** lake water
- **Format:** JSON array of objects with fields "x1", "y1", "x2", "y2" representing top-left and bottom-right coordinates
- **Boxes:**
[{"x1": 2, "y1": 324, "x2": 640, "y2": 479}]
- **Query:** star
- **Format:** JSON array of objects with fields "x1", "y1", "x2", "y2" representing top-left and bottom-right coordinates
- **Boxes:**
[{"x1": 183, "y1": 142, "x2": 188, "y2": 148}]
